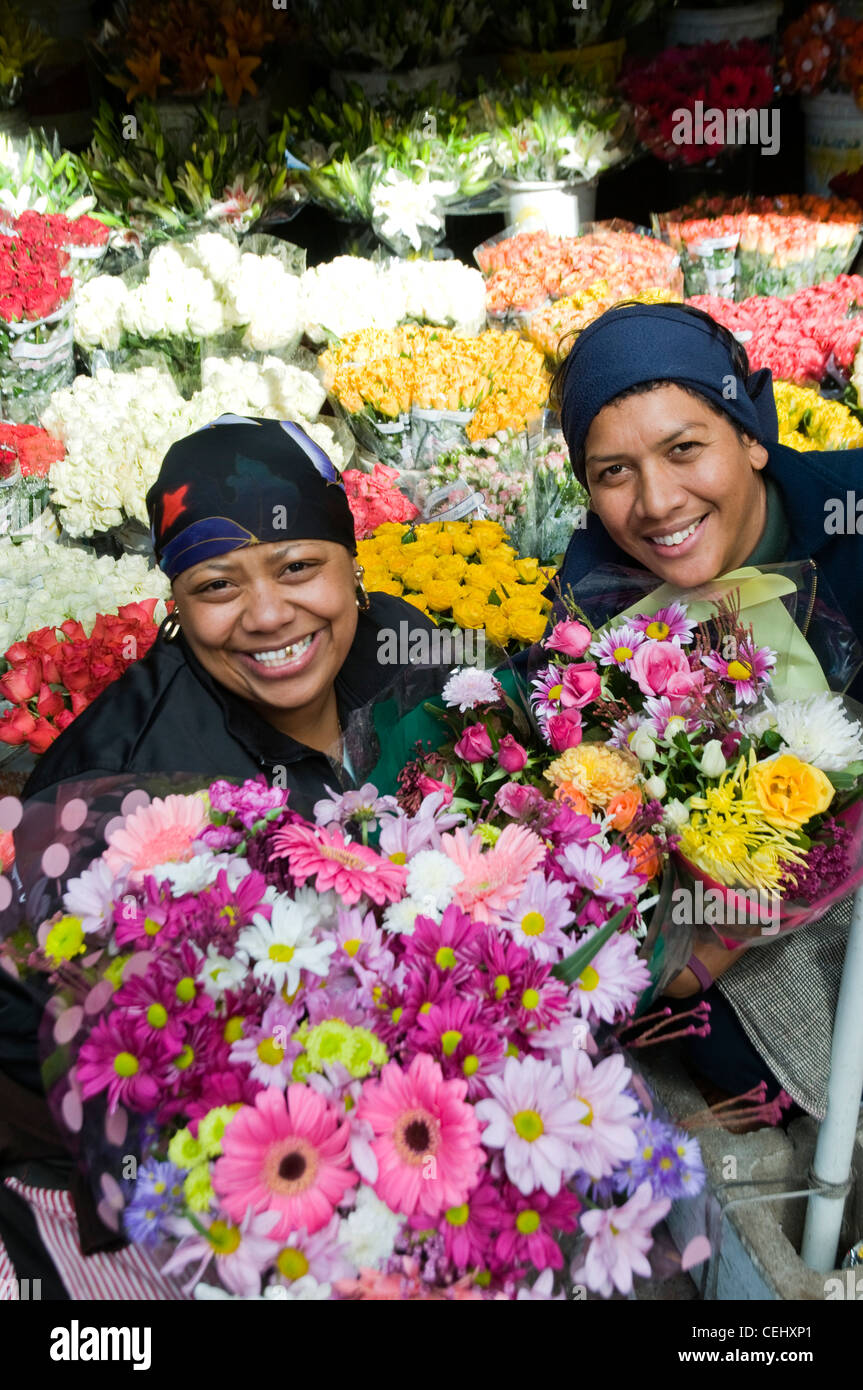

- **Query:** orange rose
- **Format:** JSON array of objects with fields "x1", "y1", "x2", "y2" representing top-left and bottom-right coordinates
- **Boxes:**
[
  {"x1": 553, "y1": 782, "x2": 592, "y2": 816},
  {"x1": 607, "y1": 788, "x2": 641, "y2": 832},
  {"x1": 626, "y1": 831, "x2": 661, "y2": 880}
]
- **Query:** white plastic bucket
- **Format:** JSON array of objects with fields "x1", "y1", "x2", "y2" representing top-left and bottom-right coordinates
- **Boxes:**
[
  {"x1": 803, "y1": 91, "x2": 863, "y2": 196},
  {"x1": 666, "y1": 2, "x2": 781, "y2": 44},
  {"x1": 499, "y1": 179, "x2": 597, "y2": 238}
]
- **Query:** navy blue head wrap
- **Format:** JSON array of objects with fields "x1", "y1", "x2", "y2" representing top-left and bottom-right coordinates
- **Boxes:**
[
  {"x1": 559, "y1": 304, "x2": 779, "y2": 466},
  {"x1": 146, "y1": 415, "x2": 355, "y2": 581}
]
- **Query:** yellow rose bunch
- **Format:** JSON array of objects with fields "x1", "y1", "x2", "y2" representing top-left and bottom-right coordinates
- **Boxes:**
[
  {"x1": 774, "y1": 380, "x2": 863, "y2": 452},
  {"x1": 356, "y1": 520, "x2": 554, "y2": 649},
  {"x1": 319, "y1": 325, "x2": 549, "y2": 441}
]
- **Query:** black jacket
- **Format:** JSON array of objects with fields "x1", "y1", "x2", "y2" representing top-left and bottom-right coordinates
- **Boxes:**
[{"x1": 24, "y1": 592, "x2": 439, "y2": 819}]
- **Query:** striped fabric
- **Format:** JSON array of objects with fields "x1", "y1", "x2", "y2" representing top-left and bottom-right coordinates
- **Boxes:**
[{"x1": 0, "y1": 1178, "x2": 188, "y2": 1301}]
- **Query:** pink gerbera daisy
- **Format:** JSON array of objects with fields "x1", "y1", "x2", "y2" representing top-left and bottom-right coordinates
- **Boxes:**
[
  {"x1": 590, "y1": 624, "x2": 645, "y2": 671},
  {"x1": 103, "y1": 794, "x2": 209, "y2": 879},
  {"x1": 355, "y1": 1052, "x2": 485, "y2": 1219},
  {"x1": 700, "y1": 638, "x2": 776, "y2": 706},
  {"x1": 442, "y1": 824, "x2": 546, "y2": 925},
  {"x1": 268, "y1": 823, "x2": 407, "y2": 906},
  {"x1": 632, "y1": 602, "x2": 696, "y2": 646},
  {"x1": 560, "y1": 1049, "x2": 640, "y2": 1179},
  {"x1": 213, "y1": 1084, "x2": 358, "y2": 1237}
]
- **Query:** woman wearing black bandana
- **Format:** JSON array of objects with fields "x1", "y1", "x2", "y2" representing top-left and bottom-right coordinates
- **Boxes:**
[
  {"x1": 24, "y1": 416, "x2": 440, "y2": 817},
  {"x1": 551, "y1": 301, "x2": 863, "y2": 1122}
]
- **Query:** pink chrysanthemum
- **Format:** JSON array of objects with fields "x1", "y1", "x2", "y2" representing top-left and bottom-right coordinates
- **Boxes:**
[
  {"x1": 442, "y1": 824, "x2": 546, "y2": 925},
  {"x1": 700, "y1": 638, "x2": 776, "y2": 706},
  {"x1": 76, "y1": 1012, "x2": 180, "y2": 1114},
  {"x1": 403, "y1": 904, "x2": 485, "y2": 984},
  {"x1": 406, "y1": 995, "x2": 505, "y2": 1097},
  {"x1": 632, "y1": 602, "x2": 696, "y2": 646},
  {"x1": 213, "y1": 1084, "x2": 358, "y2": 1237},
  {"x1": 573, "y1": 1181, "x2": 671, "y2": 1297},
  {"x1": 475, "y1": 1055, "x2": 587, "y2": 1196},
  {"x1": 590, "y1": 624, "x2": 645, "y2": 671},
  {"x1": 411, "y1": 1176, "x2": 502, "y2": 1273},
  {"x1": 355, "y1": 1052, "x2": 485, "y2": 1219},
  {"x1": 496, "y1": 1184, "x2": 581, "y2": 1272},
  {"x1": 268, "y1": 823, "x2": 407, "y2": 906},
  {"x1": 560, "y1": 1049, "x2": 640, "y2": 1179},
  {"x1": 103, "y1": 794, "x2": 209, "y2": 879},
  {"x1": 498, "y1": 872, "x2": 574, "y2": 962},
  {"x1": 559, "y1": 841, "x2": 644, "y2": 905},
  {"x1": 571, "y1": 930, "x2": 651, "y2": 1024}
]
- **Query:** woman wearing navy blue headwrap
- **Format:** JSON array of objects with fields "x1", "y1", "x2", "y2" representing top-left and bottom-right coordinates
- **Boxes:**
[
  {"x1": 553, "y1": 301, "x2": 863, "y2": 1119},
  {"x1": 24, "y1": 416, "x2": 439, "y2": 816}
]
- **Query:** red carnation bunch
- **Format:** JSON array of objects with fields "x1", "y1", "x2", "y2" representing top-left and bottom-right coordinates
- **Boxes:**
[
  {"x1": 343, "y1": 462, "x2": 419, "y2": 539},
  {"x1": 688, "y1": 273, "x2": 863, "y2": 385},
  {"x1": 0, "y1": 422, "x2": 64, "y2": 480},
  {"x1": 620, "y1": 39, "x2": 775, "y2": 165},
  {"x1": 0, "y1": 600, "x2": 165, "y2": 755},
  {"x1": 0, "y1": 230, "x2": 73, "y2": 324}
]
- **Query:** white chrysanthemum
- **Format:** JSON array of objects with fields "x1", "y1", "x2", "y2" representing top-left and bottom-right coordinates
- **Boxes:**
[
  {"x1": 391, "y1": 259, "x2": 486, "y2": 335},
  {"x1": 405, "y1": 850, "x2": 462, "y2": 917},
  {"x1": 747, "y1": 694, "x2": 863, "y2": 771},
  {"x1": 237, "y1": 894, "x2": 335, "y2": 993},
  {"x1": 340, "y1": 1186, "x2": 401, "y2": 1270},
  {"x1": 441, "y1": 666, "x2": 503, "y2": 712},
  {"x1": 381, "y1": 898, "x2": 423, "y2": 935},
  {"x1": 148, "y1": 852, "x2": 234, "y2": 897}
]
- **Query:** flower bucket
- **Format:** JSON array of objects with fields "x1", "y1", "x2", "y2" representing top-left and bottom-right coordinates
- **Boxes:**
[
  {"x1": 804, "y1": 91, "x2": 863, "y2": 196},
  {"x1": 499, "y1": 179, "x2": 597, "y2": 238},
  {"x1": 330, "y1": 61, "x2": 460, "y2": 102},
  {"x1": 499, "y1": 39, "x2": 626, "y2": 85},
  {"x1": 0, "y1": 302, "x2": 75, "y2": 425},
  {"x1": 665, "y1": 1, "x2": 781, "y2": 45}
]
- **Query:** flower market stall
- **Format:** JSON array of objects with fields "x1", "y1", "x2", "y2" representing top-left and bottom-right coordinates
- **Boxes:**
[{"x1": 0, "y1": 0, "x2": 862, "y2": 1319}]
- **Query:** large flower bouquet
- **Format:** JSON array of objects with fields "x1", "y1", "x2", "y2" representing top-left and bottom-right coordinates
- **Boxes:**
[
  {"x1": 0, "y1": 222, "x2": 74, "y2": 422},
  {"x1": 300, "y1": 257, "x2": 487, "y2": 344},
  {"x1": 477, "y1": 78, "x2": 634, "y2": 186},
  {"x1": 356, "y1": 519, "x2": 554, "y2": 648},
  {"x1": 475, "y1": 225, "x2": 681, "y2": 320},
  {"x1": 779, "y1": 3, "x2": 863, "y2": 106},
  {"x1": 2, "y1": 765, "x2": 707, "y2": 1300},
  {"x1": 529, "y1": 596, "x2": 863, "y2": 951},
  {"x1": 319, "y1": 326, "x2": 549, "y2": 464},
  {"x1": 42, "y1": 359, "x2": 344, "y2": 539},
  {"x1": 688, "y1": 275, "x2": 863, "y2": 387},
  {"x1": 0, "y1": 538, "x2": 169, "y2": 655},
  {"x1": 654, "y1": 195, "x2": 863, "y2": 301},
  {"x1": 0, "y1": 599, "x2": 168, "y2": 755},
  {"x1": 342, "y1": 463, "x2": 420, "y2": 541},
  {"x1": 774, "y1": 379, "x2": 863, "y2": 452},
  {"x1": 620, "y1": 39, "x2": 775, "y2": 167}
]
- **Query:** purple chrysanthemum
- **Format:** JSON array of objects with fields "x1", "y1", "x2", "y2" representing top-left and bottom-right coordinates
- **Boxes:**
[
  {"x1": 632, "y1": 602, "x2": 696, "y2": 646},
  {"x1": 701, "y1": 639, "x2": 776, "y2": 706},
  {"x1": 590, "y1": 624, "x2": 645, "y2": 671}
]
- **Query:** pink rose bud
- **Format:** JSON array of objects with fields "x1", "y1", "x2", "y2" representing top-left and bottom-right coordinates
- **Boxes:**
[
  {"x1": 561, "y1": 662, "x2": 601, "y2": 709},
  {"x1": 547, "y1": 708, "x2": 584, "y2": 752},
  {"x1": 628, "y1": 640, "x2": 692, "y2": 698},
  {"x1": 495, "y1": 782, "x2": 544, "y2": 817},
  {"x1": 497, "y1": 733, "x2": 528, "y2": 772},
  {"x1": 547, "y1": 619, "x2": 591, "y2": 659},
  {"x1": 454, "y1": 723, "x2": 494, "y2": 763},
  {"x1": 417, "y1": 774, "x2": 454, "y2": 805}
]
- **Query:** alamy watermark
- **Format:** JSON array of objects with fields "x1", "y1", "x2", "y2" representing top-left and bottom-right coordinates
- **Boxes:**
[
  {"x1": 825, "y1": 492, "x2": 863, "y2": 534},
  {"x1": 377, "y1": 620, "x2": 486, "y2": 667},
  {"x1": 670, "y1": 884, "x2": 781, "y2": 935},
  {"x1": 671, "y1": 103, "x2": 780, "y2": 158}
]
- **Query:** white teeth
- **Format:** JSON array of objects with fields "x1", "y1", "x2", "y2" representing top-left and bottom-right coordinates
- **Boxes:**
[
  {"x1": 251, "y1": 634, "x2": 314, "y2": 665},
  {"x1": 649, "y1": 518, "x2": 702, "y2": 548}
]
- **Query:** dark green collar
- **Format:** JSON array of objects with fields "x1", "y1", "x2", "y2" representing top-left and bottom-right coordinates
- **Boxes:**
[{"x1": 744, "y1": 474, "x2": 790, "y2": 567}]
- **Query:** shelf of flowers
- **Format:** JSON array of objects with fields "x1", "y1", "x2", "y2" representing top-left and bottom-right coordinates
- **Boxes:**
[{"x1": 654, "y1": 195, "x2": 863, "y2": 301}]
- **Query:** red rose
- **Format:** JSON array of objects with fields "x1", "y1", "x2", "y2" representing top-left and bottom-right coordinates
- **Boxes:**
[
  {"x1": 28, "y1": 717, "x2": 60, "y2": 754},
  {"x1": 36, "y1": 683, "x2": 67, "y2": 719},
  {"x1": 0, "y1": 660, "x2": 42, "y2": 704},
  {"x1": 0, "y1": 706, "x2": 38, "y2": 744}
]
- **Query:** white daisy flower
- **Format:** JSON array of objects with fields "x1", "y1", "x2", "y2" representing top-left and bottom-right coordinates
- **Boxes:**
[
  {"x1": 201, "y1": 943, "x2": 248, "y2": 999},
  {"x1": 237, "y1": 894, "x2": 335, "y2": 993}
]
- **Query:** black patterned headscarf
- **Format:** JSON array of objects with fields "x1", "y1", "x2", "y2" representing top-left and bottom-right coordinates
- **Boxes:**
[{"x1": 146, "y1": 415, "x2": 355, "y2": 581}]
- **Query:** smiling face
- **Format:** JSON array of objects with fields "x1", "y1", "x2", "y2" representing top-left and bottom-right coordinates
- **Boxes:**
[
  {"x1": 583, "y1": 384, "x2": 769, "y2": 588},
  {"x1": 171, "y1": 539, "x2": 358, "y2": 740}
]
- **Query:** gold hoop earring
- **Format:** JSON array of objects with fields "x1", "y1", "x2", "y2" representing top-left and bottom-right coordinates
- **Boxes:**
[
  {"x1": 354, "y1": 566, "x2": 371, "y2": 611},
  {"x1": 163, "y1": 612, "x2": 182, "y2": 642}
]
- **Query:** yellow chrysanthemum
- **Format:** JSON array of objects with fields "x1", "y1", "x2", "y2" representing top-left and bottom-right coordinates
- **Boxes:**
[
  {"x1": 546, "y1": 743, "x2": 641, "y2": 809},
  {"x1": 44, "y1": 916, "x2": 86, "y2": 966}
]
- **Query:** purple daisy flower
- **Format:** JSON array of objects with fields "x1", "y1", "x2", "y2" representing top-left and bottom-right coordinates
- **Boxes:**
[
  {"x1": 558, "y1": 841, "x2": 644, "y2": 905},
  {"x1": 616, "y1": 1117, "x2": 706, "y2": 1201},
  {"x1": 590, "y1": 624, "x2": 645, "y2": 671},
  {"x1": 123, "y1": 1160, "x2": 186, "y2": 1248},
  {"x1": 632, "y1": 602, "x2": 696, "y2": 646},
  {"x1": 643, "y1": 697, "x2": 702, "y2": 740},
  {"x1": 701, "y1": 639, "x2": 776, "y2": 706},
  {"x1": 498, "y1": 872, "x2": 574, "y2": 962},
  {"x1": 313, "y1": 783, "x2": 399, "y2": 832}
]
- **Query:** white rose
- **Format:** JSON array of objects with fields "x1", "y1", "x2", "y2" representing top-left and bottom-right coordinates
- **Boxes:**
[
  {"x1": 663, "y1": 798, "x2": 691, "y2": 830},
  {"x1": 630, "y1": 727, "x2": 657, "y2": 762},
  {"x1": 700, "y1": 740, "x2": 727, "y2": 779},
  {"x1": 644, "y1": 774, "x2": 667, "y2": 801}
]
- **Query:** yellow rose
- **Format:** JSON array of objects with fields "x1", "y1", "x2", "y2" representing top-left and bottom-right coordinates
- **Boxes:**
[
  {"x1": 386, "y1": 548, "x2": 416, "y2": 578},
  {"x1": 403, "y1": 558, "x2": 437, "y2": 590},
  {"x1": 367, "y1": 577, "x2": 403, "y2": 597},
  {"x1": 452, "y1": 532, "x2": 478, "y2": 557},
  {"x1": 402, "y1": 593, "x2": 434, "y2": 619},
  {"x1": 507, "y1": 608, "x2": 549, "y2": 644},
  {"x1": 516, "y1": 557, "x2": 540, "y2": 583},
  {"x1": 463, "y1": 565, "x2": 497, "y2": 597},
  {"x1": 452, "y1": 596, "x2": 487, "y2": 629},
  {"x1": 423, "y1": 579, "x2": 460, "y2": 612},
  {"x1": 434, "y1": 554, "x2": 468, "y2": 582},
  {"x1": 483, "y1": 607, "x2": 511, "y2": 648},
  {"x1": 747, "y1": 754, "x2": 834, "y2": 829}
]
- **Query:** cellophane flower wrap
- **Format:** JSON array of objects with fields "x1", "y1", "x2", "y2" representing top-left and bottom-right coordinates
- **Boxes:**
[
  {"x1": 0, "y1": 767, "x2": 706, "y2": 1301},
  {"x1": 526, "y1": 571, "x2": 863, "y2": 999},
  {"x1": 0, "y1": 219, "x2": 74, "y2": 422}
]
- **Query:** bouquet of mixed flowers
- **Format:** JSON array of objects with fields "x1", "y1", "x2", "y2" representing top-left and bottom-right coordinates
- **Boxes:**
[
  {"x1": 688, "y1": 275, "x2": 863, "y2": 388},
  {"x1": 0, "y1": 599, "x2": 168, "y2": 755},
  {"x1": 774, "y1": 379, "x2": 863, "y2": 452},
  {"x1": 476, "y1": 78, "x2": 633, "y2": 186},
  {"x1": 475, "y1": 224, "x2": 682, "y2": 321},
  {"x1": 620, "y1": 39, "x2": 775, "y2": 167},
  {"x1": 1, "y1": 760, "x2": 707, "y2": 1300},
  {"x1": 654, "y1": 194, "x2": 863, "y2": 301},
  {"x1": 357, "y1": 519, "x2": 554, "y2": 648},
  {"x1": 0, "y1": 538, "x2": 169, "y2": 654},
  {"x1": 319, "y1": 326, "x2": 550, "y2": 464},
  {"x1": 779, "y1": 3, "x2": 863, "y2": 106}
]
